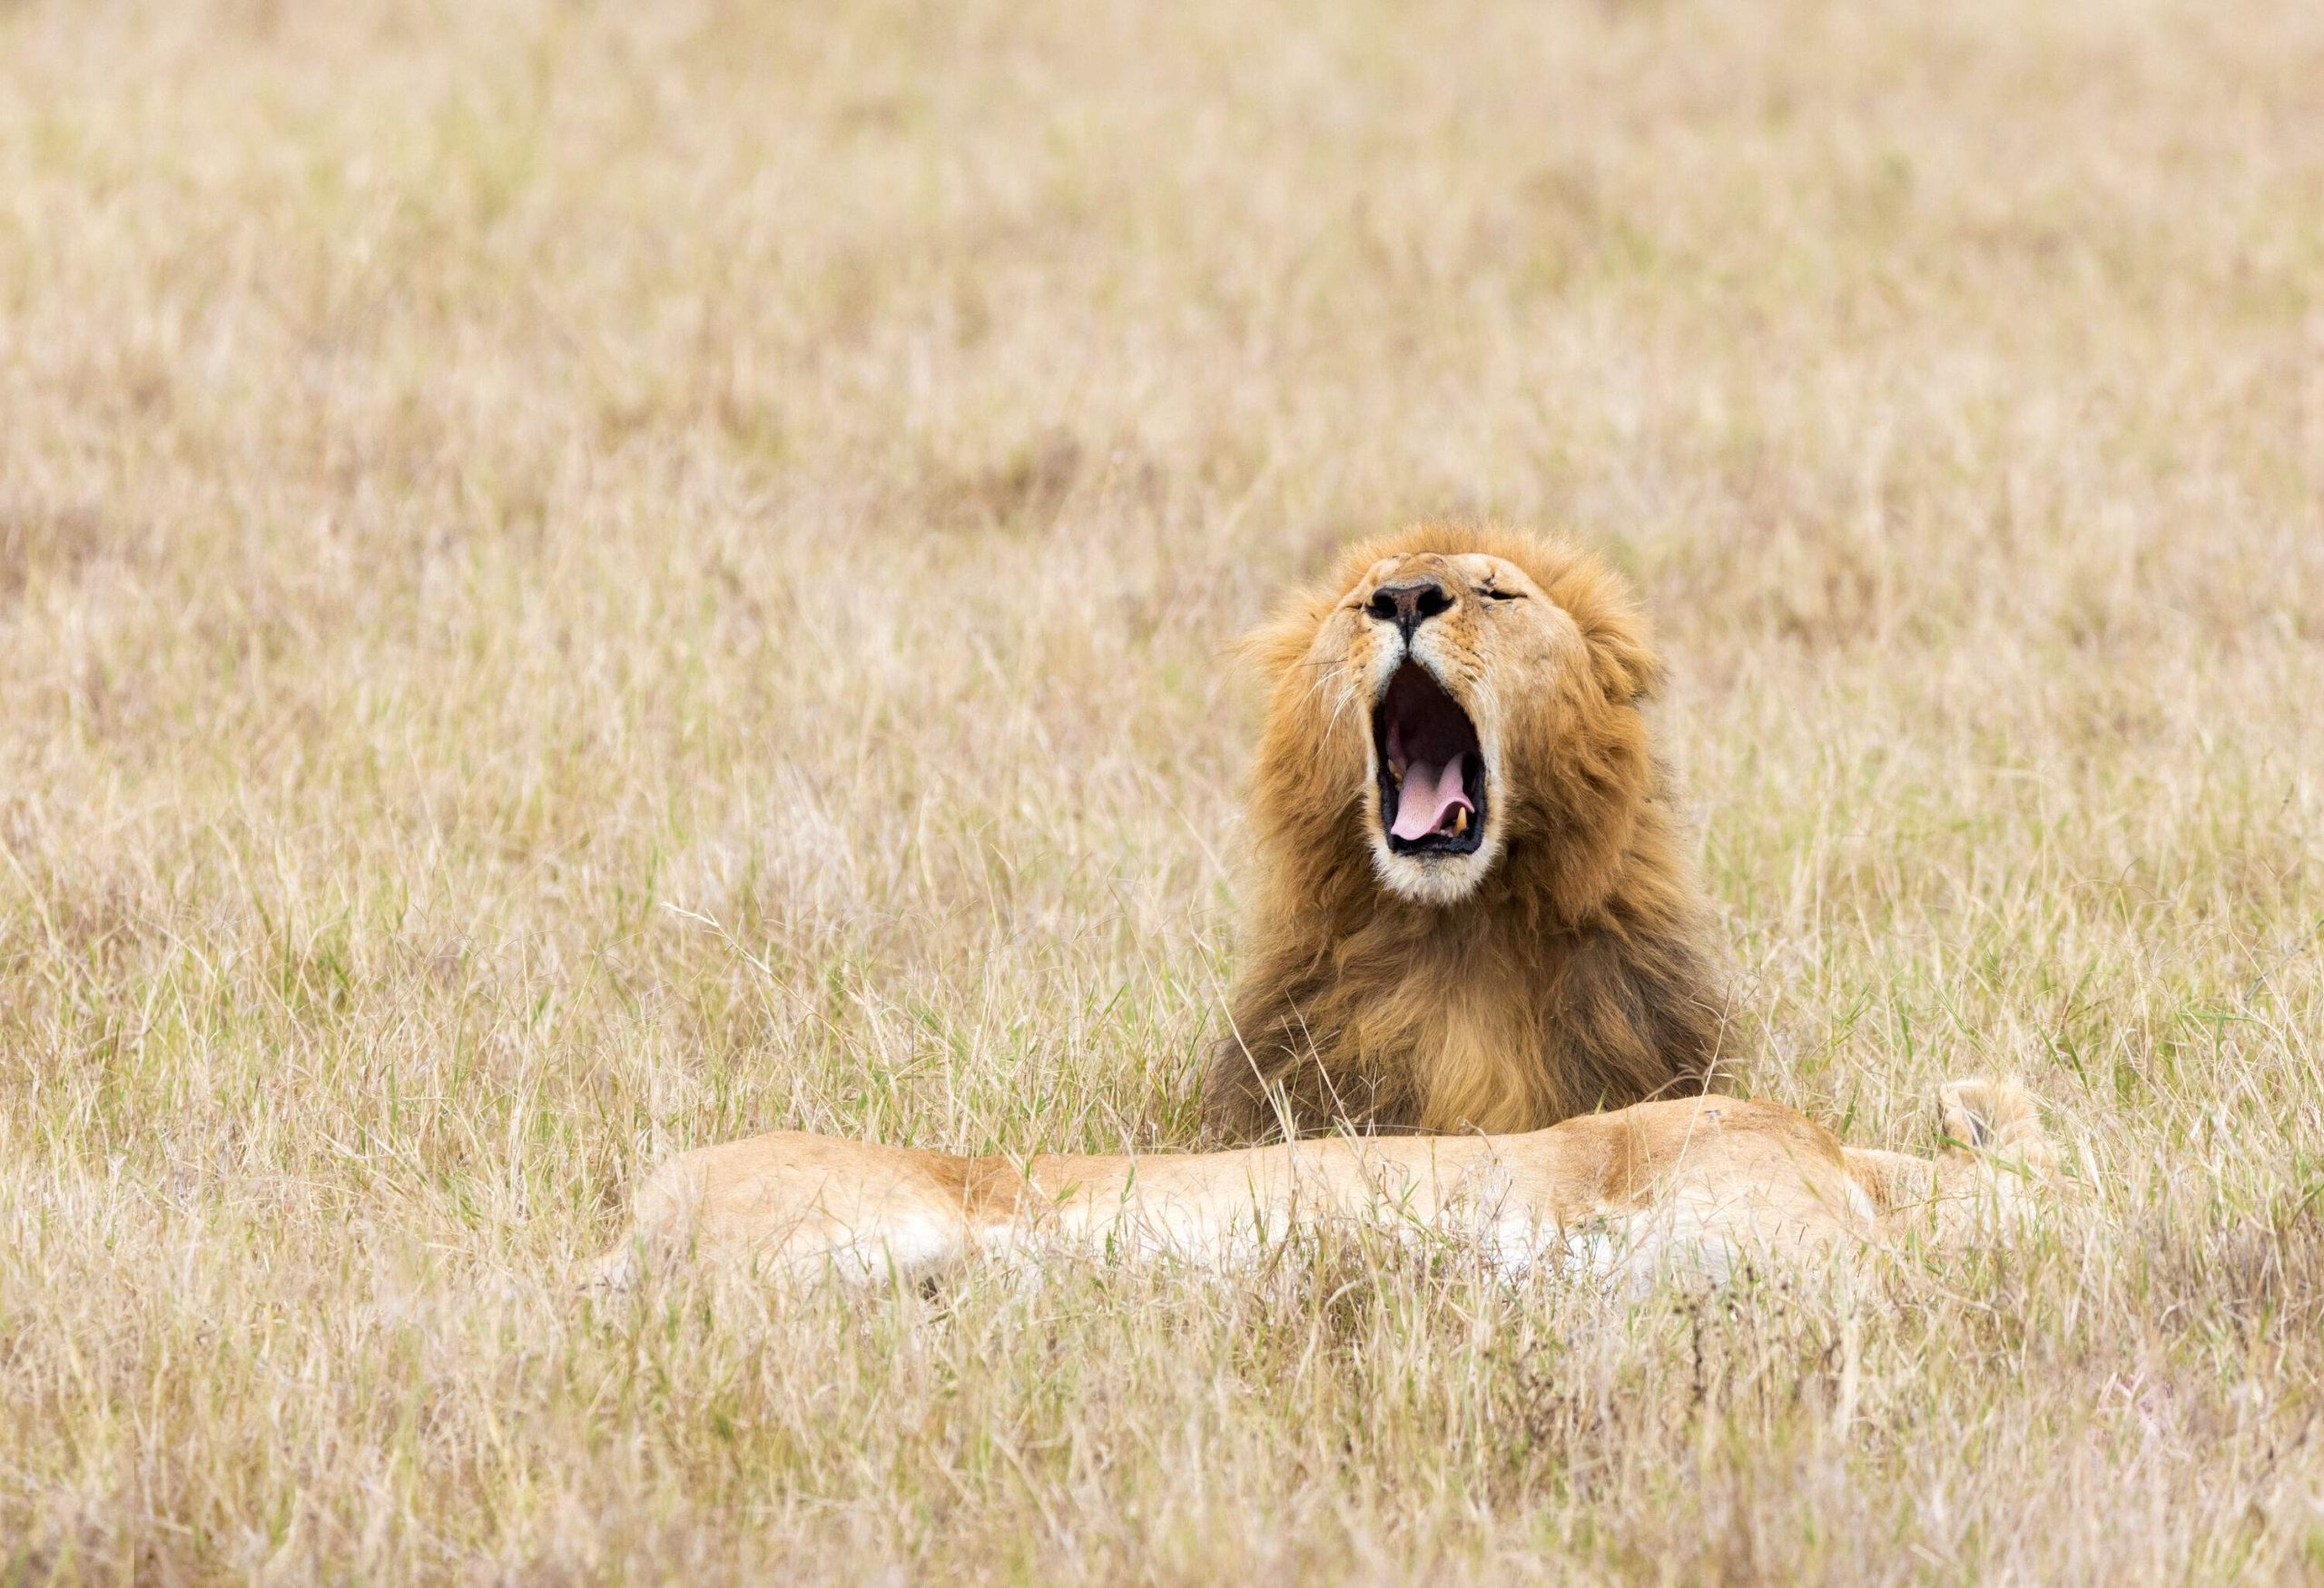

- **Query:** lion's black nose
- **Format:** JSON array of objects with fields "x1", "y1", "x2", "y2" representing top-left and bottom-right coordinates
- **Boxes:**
[{"x1": 1367, "y1": 577, "x2": 1453, "y2": 641}]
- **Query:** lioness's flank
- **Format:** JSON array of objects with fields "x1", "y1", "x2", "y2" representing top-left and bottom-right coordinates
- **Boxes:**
[
  {"x1": 592, "y1": 1080, "x2": 2056, "y2": 1293},
  {"x1": 1206, "y1": 524, "x2": 1730, "y2": 1141}
]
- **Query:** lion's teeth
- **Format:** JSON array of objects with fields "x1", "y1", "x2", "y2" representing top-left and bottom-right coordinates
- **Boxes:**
[{"x1": 1453, "y1": 808, "x2": 1469, "y2": 836}]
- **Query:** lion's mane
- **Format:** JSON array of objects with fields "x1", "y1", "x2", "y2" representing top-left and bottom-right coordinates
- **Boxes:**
[{"x1": 1201, "y1": 524, "x2": 1735, "y2": 1139}]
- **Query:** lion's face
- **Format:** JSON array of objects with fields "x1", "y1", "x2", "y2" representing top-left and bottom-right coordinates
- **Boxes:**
[
  {"x1": 1253, "y1": 531, "x2": 1656, "y2": 913},
  {"x1": 1330, "y1": 550, "x2": 1587, "y2": 903}
]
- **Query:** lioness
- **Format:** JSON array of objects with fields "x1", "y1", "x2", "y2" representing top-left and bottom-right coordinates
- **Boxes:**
[
  {"x1": 1205, "y1": 525, "x2": 1729, "y2": 1141},
  {"x1": 592, "y1": 1080, "x2": 2055, "y2": 1291}
]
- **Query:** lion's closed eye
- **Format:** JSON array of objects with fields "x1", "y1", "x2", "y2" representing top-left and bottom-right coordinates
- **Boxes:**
[{"x1": 1481, "y1": 588, "x2": 1524, "y2": 601}]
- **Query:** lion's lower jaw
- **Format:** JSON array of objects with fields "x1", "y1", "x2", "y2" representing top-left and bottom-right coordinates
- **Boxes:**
[{"x1": 1369, "y1": 830, "x2": 1503, "y2": 904}]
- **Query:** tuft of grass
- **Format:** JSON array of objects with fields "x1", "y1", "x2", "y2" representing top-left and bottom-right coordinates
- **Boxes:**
[{"x1": 1, "y1": 0, "x2": 2320, "y2": 1578}]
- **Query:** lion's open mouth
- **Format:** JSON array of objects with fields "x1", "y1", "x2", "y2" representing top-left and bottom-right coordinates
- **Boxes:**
[{"x1": 1374, "y1": 662, "x2": 1485, "y2": 856}]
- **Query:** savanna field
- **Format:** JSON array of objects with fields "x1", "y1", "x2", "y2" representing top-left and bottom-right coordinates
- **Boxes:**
[{"x1": 3, "y1": 0, "x2": 2322, "y2": 1580}]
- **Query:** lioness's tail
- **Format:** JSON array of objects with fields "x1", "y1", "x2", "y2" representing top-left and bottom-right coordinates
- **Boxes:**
[{"x1": 1844, "y1": 1076, "x2": 2058, "y2": 1248}]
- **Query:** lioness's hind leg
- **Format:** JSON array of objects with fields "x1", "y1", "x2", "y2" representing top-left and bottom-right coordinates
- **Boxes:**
[
  {"x1": 1846, "y1": 1078, "x2": 2063, "y2": 1251},
  {"x1": 1938, "y1": 1078, "x2": 2055, "y2": 1173}
]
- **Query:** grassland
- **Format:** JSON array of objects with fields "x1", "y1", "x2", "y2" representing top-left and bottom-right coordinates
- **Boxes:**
[{"x1": 2, "y1": 0, "x2": 2321, "y2": 1580}]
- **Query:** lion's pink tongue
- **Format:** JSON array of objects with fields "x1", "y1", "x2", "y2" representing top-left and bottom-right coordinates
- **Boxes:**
[{"x1": 1391, "y1": 755, "x2": 1472, "y2": 841}]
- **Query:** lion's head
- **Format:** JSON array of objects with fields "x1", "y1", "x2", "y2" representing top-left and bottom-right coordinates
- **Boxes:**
[
  {"x1": 1205, "y1": 524, "x2": 1728, "y2": 1140},
  {"x1": 1246, "y1": 525, "x2": 1663, "y2": 913}
]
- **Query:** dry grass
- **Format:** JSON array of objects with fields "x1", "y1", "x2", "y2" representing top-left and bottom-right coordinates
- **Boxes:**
[{"x1": 3, "y1": 0, "x2": 2321, "y2": 1579}]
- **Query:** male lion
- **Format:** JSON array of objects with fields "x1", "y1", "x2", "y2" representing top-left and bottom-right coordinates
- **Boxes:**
[{"x1": 1203, "y1": 524, "x2": 1728, "y2": 1141}]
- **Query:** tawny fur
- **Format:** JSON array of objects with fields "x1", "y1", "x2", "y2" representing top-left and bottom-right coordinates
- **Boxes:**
[
  {"x1": 592, "y1": 1080, "x2": 2057, "y2": 1292},
  {"x1": 1203, "y1": 524, "x2": 1731, "y2": 1141}
]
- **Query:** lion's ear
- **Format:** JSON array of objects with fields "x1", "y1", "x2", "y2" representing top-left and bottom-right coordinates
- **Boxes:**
[
  {"x1": 1236, "y1": 588, "x2": 1333, "y2": 692},
  {"x1": 1588, "y1": 611, "x2": 1663, "y2": 705}
]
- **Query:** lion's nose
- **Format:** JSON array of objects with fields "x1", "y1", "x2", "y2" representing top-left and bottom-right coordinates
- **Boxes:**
[{"x1": 1367, "y1": 577, "x2": 1453, "y2": 641}]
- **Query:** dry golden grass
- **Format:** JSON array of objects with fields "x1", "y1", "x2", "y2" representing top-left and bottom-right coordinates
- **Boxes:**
[{"x1": 3, "y1": 0, "x2": 2321, "y2": 1579}]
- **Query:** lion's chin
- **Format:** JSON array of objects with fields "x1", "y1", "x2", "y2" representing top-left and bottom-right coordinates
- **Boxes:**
[{"x1": 1369, "y1": 838, "x2": 1502, "y2": 907}]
